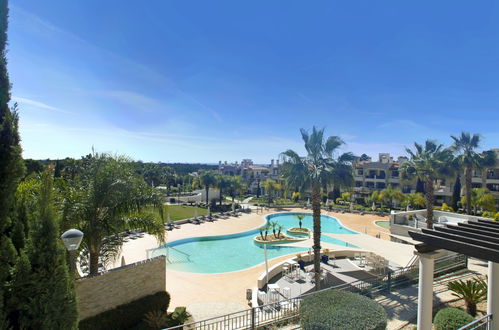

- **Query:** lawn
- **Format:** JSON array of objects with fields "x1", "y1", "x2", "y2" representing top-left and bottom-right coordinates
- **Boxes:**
[
  {"x1": 164, "y1": 205, "x2": 209, "y2": 221},
  {"x1": 375, "y1": 220, "x2": 390, "y2": 229},
  {"x1": 147, "y1": 205, "x2": 210, "y2": 222}
]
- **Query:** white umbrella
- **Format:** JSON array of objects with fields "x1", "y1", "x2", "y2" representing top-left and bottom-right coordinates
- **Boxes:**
[
  {"x1": 208, "y1": 206, "x2": 211, "y2": 218},
  {"x1": 167, "y1": 213, "x2": 171, "y2": 224},
  {"x1": 194, "y1": 206, "x2": 198, "y2": 218},
  {"x1": 232, "y1": 202, "x2": 235, "y2": 213},
  {"x1": 121, "y1": 256, "x2": 126, "y2": 267},
  {"x1": 350, "y1": 202, "x2": 353, "y2": 212},
  {"x1": 307, "y1": 198, "x2": 310, "y2": 206},
  {"x1": 325, "y1": 198, "x2": 329, "y2": 205},
  {"x1": 371, "y1": 202, "x2": 376, "y2": 211}
]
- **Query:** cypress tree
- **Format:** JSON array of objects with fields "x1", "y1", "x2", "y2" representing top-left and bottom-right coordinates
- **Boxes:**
[
  {"x1": 451, "y1": 175, "x2": 461, "y2": 212},
  {"x1": 21, "y1": 170, "x2": 78, "y2": 329},
  {"x1": 0, "y1": 0, "x2": 25, "y2": 326}
]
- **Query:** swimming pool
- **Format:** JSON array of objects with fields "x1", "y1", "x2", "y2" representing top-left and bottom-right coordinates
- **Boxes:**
[{"x1": 152, "y1": 212, "x2": 357, "y2": 273}]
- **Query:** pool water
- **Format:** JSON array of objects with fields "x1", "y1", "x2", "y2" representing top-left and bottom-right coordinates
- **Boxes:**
[{"x1": 152, "y1": 212, "x2": 357, "y2": 273}]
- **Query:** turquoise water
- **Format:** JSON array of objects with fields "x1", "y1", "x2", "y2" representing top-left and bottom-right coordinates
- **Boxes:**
[{"x1": 152, "y1": 212, "x2": 357, "y2": 273}]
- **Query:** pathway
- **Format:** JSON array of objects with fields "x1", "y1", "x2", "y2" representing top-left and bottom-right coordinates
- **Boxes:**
[
  {"x1": 109, "y1": 207, "x2": 419, "y2": 321},
  {"x1": 377, "y1": 270, "x2": 480, "y2": 329}
]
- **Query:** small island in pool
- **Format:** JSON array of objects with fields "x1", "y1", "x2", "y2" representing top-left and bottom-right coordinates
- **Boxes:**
[
  {"x1": 287, "y1": 227, "x2": 310, "y2": 236},
  {"x1": 253, "y1": 233, "x2": 306, "y2": 244}
]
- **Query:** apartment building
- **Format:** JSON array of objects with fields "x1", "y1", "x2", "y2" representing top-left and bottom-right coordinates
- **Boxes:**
[
  {"x1": 352, "y1": 152, "x2": 499, "y2": 206},
  {"x1": 218, "y1": 159, "x2": 280, "y2": 194},
  {"x1": 470, "y1": 149, "x2": 499, "y2": 200}
]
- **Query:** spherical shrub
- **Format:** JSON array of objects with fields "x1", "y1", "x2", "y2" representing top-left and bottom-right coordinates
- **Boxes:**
[
  {"x1": 433, "y1": 307, "x2": 474, "y2": 330},
  {"x1": 300, "y1": 289, "x2": 387, "y2": 330}
]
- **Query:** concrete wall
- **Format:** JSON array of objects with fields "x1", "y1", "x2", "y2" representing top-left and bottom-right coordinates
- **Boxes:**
[{"x1": 76, "y1": 256, "x2": 166, "y2": 320}]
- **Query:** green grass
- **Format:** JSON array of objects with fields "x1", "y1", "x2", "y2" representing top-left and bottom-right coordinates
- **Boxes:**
[
  {"x1": 147, "y1": 205, "x2": 209, "y2": 222},
  {"x1": 164, "y1": 205, "x2": 209, "y2": 221},
  {"x1": 375, "y1": 220, "x2": 390, "y2": 229}
]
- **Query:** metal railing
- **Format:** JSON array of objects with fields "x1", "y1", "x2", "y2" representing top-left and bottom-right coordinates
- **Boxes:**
[
  {"x1": 165, "y1": 254, "x2": 467, "y2": 329},
  {"x1": 458, "y1": 314, "x2": 492, "y2": 330}
]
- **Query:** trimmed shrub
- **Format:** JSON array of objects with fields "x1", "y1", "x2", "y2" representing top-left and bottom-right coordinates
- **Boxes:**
[
  {"x1": 300, "y1": 289, "x2": 387, "y2": 330},
  {"x1": 79, "y1": 291, "x2": 170, "y2": 330},
  {"x1": 433, "y1": 307, "x2": 474, "y2": 330}
]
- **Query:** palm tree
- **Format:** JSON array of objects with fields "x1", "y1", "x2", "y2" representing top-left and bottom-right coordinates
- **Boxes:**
[
  {"x1": 258, "y1": 226, "x2": 265, "y2": 240},
  {"x1": 401, "y1": 192, "x2": 426, "y2": 211},
  {"x1": 400, "y1": 140, "x2": 454, "y2": 229},
  {"x1": 280, "y1": 126, "x2": 353, "y2": 290},
  {"x1": 226, "y1": 176, "x2": 245, "y2": 203},
  {"x1": 62, "y1": 153, "x2": 165, "y2": 275},
  {"x1": 215, "y1": 174, "x2": 231, "y2": 206},
  {"x1": 460, "y1": 188, "x2": 497, "y2": 214},
  {"x1": 297, "y1": 214, "x2": 305, "y2": 228},
  {"x1": 379, "y1": 185, "x2": 405, "y2": 209},
  {"x1": 447, "y1": 277, "x2": 487, "y2": 316},
  {"x1": 199, "y1": 171, "x2": 217, "y2": 205},
  {"x1": 369, "y1": 190, "x2": 382, "y2": 209},
  {"x1": 262, "y1": 179, "x2": 280, "y2": 205},
  {"x1": 270, "y1": 220, "x2": 278, "y2": 237},
  {"x1": 276, "y1": 224, "x2": 283, "y2": 238},
  {"x1": 451, "y1": 132, "x2": 497, "y2": 215}
]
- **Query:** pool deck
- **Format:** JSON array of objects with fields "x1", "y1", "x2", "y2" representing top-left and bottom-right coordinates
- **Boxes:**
[{"x1": 110, "y1": 208, "x2": 413, "y2": 321}]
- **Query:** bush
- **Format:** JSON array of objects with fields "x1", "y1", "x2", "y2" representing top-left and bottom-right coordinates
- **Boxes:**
[
  {"x1": 433, "y1": 307, "x2": 474, "y2": 330},
  {"x1": 300, "y1": 289, "x2": 387, "y2": 330},
  {"x1": 441, "y1": 203, "x2": 454, "y2": 212},
  {"x1": 79, "y1": 291, "x2": 171, "y2": 330}
]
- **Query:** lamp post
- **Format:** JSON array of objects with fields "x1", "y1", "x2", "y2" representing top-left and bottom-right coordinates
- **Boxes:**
[{"x1": 61, "y1": 229, "x2": 84, "y2": 275}]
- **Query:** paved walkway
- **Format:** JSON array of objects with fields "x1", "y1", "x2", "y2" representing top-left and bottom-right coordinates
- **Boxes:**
[
  {"x1": 109, "y1": 208, "x2": 415, "y2": 321},
  {"x1": 325, "y1": 233, "x2": 414, "y2": 267},
  {"x1": 378, "y1": 270, "x2": 480, "y2": 329}
]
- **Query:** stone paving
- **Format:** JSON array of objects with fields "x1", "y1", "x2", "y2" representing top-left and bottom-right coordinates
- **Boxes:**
[
  {"x1": 378, "y1": 270, "x2": 480, "y2": 329},
  {"x1": 107, "y1": 207, "x2": 416, "y2": 322}
]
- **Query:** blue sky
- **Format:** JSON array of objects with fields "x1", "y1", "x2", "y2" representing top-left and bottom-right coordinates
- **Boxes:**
[{"x1": 7, "y1": 0, "x2": 499, "y2": 163}]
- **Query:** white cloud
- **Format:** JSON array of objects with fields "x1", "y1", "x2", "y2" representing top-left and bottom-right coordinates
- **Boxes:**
[
  {"x1": 95, "y1": 90, "x2": 166, "y2": 112},
  {"x1": 11, "y1": 96, "x2": 72, "y2": 114},
  {"x1": 11, "y1": 5, "x2": 223, "y2": 122}
]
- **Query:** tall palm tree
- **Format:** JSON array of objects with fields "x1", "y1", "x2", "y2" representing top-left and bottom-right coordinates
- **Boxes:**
[
  {"x1": 280, "y1": 126, "x2": 353, "y2": 290},
  {"x1": 451, "y1": 132, "x2": 497, "y2": 215},
  {"x1": 199, "y1": 170, "x2": 217, "y2": 205},
  {"x1": 400, "y1": 140, "x2": 454, "y2": 229},
  {"x1": 62, "y1": 153, "x2": 165, "y2": 275},
  {"x1": 227, "y1": 176, "x2": 246, "y2": 203},
  {"x1": 215, "y1": 174, "x2": 231, "y2": 206}
]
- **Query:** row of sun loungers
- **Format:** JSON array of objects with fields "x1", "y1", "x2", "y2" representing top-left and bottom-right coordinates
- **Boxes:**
[{"x1": 164, "y1": 211, "x2": 243, "y2": 230}]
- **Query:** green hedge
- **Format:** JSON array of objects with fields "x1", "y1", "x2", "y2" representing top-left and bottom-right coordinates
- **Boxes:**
[
  {"x1": 79, "y1": 291, "x2": 170, "y2": 330},
  {"x1": 300, "y1": 289, "x2": 387, "y2": 330},
  {"x1": 433, "y1": 307, "x2": 474, "y2": 330}
]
